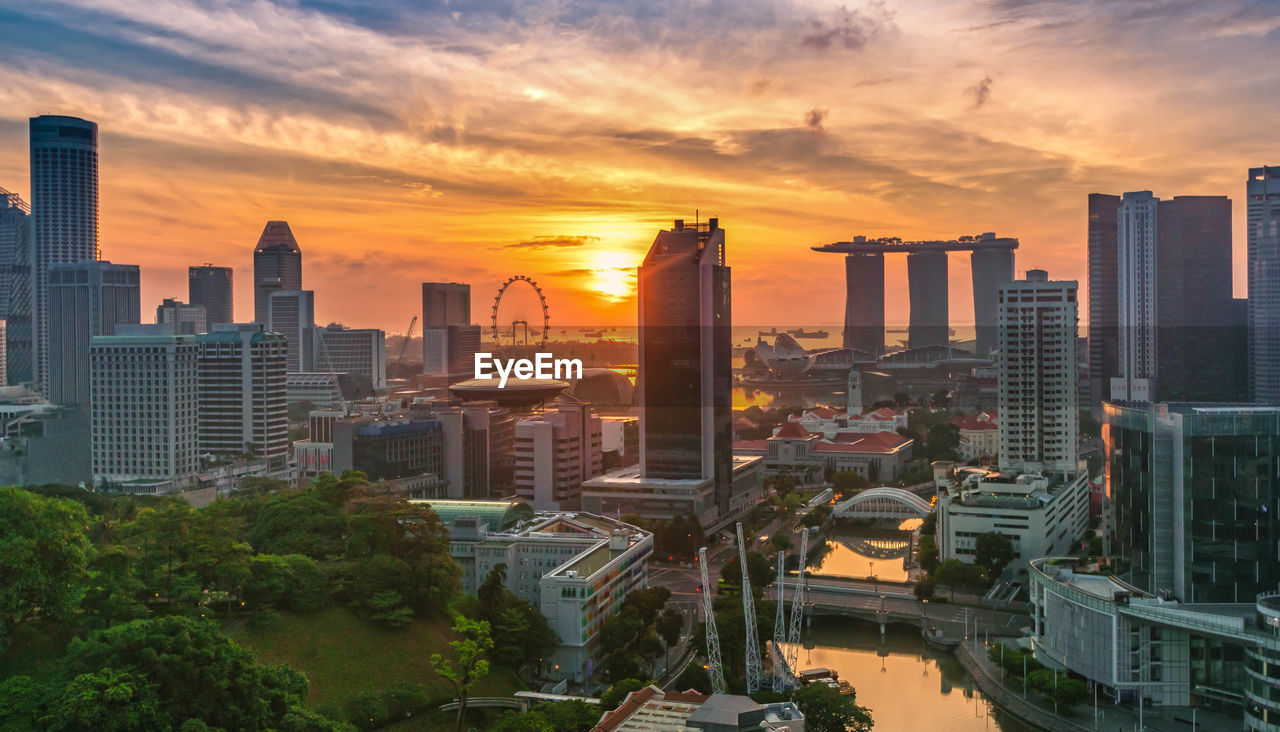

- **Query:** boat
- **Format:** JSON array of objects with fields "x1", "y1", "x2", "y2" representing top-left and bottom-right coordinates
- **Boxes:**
[
  {"x1": 583, "y1": 331, "x2": 604, "y2": 338},
  {"x1": 758, "y1": 327, "x2": 780, "y2": 337},
  {"x1": 787, "y1": 328, "x2": 829, "y2": 339}
]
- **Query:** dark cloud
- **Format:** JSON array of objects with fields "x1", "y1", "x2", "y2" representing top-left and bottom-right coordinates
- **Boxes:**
[
  {"x1": 505, "y1": 235, "x2": 601, "y2": 250},
  {"x1": 966, "y1": 76, "x2": 994, "y2": 107},
  {"x1": 801, "y1": 2, "x2": 894, "y2": 51},
  {"x1": 804, "y1": 108, "x2": 828, "y2": 131}
]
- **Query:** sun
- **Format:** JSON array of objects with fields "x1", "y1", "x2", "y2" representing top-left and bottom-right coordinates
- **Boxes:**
[{"x1": 586, "y1": 249, "x2": 637, "y2": 303}]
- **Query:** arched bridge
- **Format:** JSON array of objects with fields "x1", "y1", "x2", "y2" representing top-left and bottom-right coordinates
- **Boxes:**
[{"x1": 834, "y1": 487, "x2": 933, "y2": 519}]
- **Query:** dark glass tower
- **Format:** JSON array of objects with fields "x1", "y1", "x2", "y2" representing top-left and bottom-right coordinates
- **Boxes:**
[
  {"x1": 189, "y1": 264, "x2": 234, "y2": 327},
  {"x1": 907, "y1": 250, "x2": 948, "y2": 349},
  {"x1": 637, "y1": 218, "x2": 732, "y2": 515},
  {"x1": 252, "y1": 221, "x2": 301, "y2": 325},
  {"x1": 0, "y1": 188, "x2": 30, "y2": 385},
  {"x1": 1088, "y1": 193, "x2": 1122, "y2": 414},
  {"x1": 30, "y1": 115, "x2": 99, "y2": 393}
]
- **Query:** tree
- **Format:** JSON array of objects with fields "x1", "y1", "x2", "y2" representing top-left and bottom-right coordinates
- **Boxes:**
[
  {"x1": 54, "y1": 616, "x2": 341, "y2": 730},
  {"x1": 1029, "y1": 668, "x2": 1087, "y2": 713},
  {"x1": 535, "y1": 699, "x2": 600, "y2": 731},
  {"x1": 430, "y1": 614, "x2": 493, "y2": 732},
  {"x1": 933, "y1": 559, "x2": 987, "y2": 599},
  {"x1": 599, "y1": 678, "x2": 647, "y2": 710},
  {"x1": 925, "y1": 423, "x2": 961, "y2": 460},
  {"x1": 770, "y1": 533, "x2": 793, "y2": 552},
  {"x1": 656, "y1": 607, "x2": 683, "y2": 669},
  {"x1": 917, "y1": 534, "x2": 939, "y2": 573},
  {"x1": 830, "y1": 470, "x2": 870, "y2": 496},
  {"x1": 893, "y1": 392, "x2": 913, "y2": 408},
  {"x1": 793, "y1": 678, "x2": 873, "y2": 732},
  {"x1": 974, "y1": 533, "x2": 1015, "y2": 577},
  {"x1": 672, "y1": 664, "x2": 711, "y2": 694},
  {"x1": 720, "y1": 551, "x2": 775, "y2": 593},
  {"x1": 913, "y1": 576, "x2": 936, "y2": 601},
  {"x1": 0, "y1": 486, "x2": 93, "y2": 648}
]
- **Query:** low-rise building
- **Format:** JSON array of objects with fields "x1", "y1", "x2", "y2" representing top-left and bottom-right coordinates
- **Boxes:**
[
  {"x1": 581, "y1": 454, "x2": 764, "y2": 533},
  {"x1": 591, "y1": 684, "x2": 805, "y2": 732},
  {"x1": 936, "y1": 468, "x2": 1090, "y2": 573},
  {"x1": 784, "y1": 406, "x2": 907, "y2": 439},
  {"x1": 732, "y1": 422, "x2": 913, "y2": 482},
  {"x1": 952, "y1": 409, "x2": 998, "y2": 461},
  {"x1": 419, "y1": 500, "x2": 652, "y2": 683},
  {"x1": 1029, "y1": 557, "x2": 1280, "y2": 729}
]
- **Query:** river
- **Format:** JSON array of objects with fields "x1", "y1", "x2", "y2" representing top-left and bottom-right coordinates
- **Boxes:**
[{"x1": 784, "y1": 620, "x2": 1033, "y2": 731}]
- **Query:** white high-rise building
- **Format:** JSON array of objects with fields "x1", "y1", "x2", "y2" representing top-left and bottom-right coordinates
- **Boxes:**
[
  {"x1": 997, "y1": 269, "x2": 1079, "y2": 473},
  {"x1": 1112, "y1": 190, "x2": 1159, "y2": 402},
  {"x1": 267, "y1": 289, "x2": 315, "y2": 373},
  {"x1": 196, "y1": 324, "x2": 289, "y2": 464},
  {"x1": 156, "y1": 297, "x2": 207, "y2": 335},
  {"x1": 314, "y1": 323, "x2": 386, "y2": 389},
  {"x1": 1248, "y1": 166, "x2": 1280, "y2": 405},
  {"x1": 89, "y1": 325, "x2": 199, "y2": 492},
  {"x1": 514, "y1": 401, "x2": 603, "y2": 511}
]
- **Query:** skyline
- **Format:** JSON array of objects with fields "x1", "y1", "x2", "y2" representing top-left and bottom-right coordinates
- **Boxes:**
[{"x1": 1, "y1": 1, "x2": 1278, "y2": 332}]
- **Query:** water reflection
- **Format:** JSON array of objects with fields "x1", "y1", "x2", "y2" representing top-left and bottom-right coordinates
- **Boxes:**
[
  {"x1": 732, "y1": 386, "x2": 846, "y2": 411},
  {"x1": 807, "y1": 527, "x2": 912, "y2": 583},
  {"x1": 784, "y1": 620, "x2": 1032, "y2": 732}
]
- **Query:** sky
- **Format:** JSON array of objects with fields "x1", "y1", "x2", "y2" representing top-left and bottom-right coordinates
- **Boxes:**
[{"x1": 0, "y1": 0, "x2": 1277, "y2": 333}]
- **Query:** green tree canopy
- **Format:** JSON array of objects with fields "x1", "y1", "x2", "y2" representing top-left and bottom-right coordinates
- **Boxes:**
[
  {"x1": 0, "y1": 486, "x2": 93, "y2": 648},
  {"x1": 793, "y1": 678, "x2": 874, "y2": 732},
  {"x1": 974, "y1": 532, "x2": 1015, "y2": 577}
]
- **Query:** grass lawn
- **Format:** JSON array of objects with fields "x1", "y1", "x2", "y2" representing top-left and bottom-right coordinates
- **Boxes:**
[{"x1": 227, "y1": 607, "x2": 524, "y2": 710}]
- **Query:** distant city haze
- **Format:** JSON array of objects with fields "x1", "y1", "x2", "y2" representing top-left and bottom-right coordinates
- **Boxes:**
[{"x1": 0, "y1": 1, "x2": 1272, "y2": 331}]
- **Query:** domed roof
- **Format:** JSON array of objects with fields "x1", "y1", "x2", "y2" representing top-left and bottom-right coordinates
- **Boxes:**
[
  {"x1": 567, "y1": 368, "x2": 634, "y2": 407},
  {"x1": 255, "y1": 220, "x2": 301, "y2": 254},
  {"x1": 449, "y1": 378, "x2": 568, "y2": 408}
]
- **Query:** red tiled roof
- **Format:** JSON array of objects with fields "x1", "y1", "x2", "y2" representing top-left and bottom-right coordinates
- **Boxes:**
[
  {"x1": 591, "y1": 686, "x2": 708, "y2": 732},
  {"x1": 814, "y1": 431, "x2": 911, "y2": 454},
  {"x1": 806, "y1": 407, "x2": 840, "y2": 420},
  {"x1": 733, "y1": 416, "x2": 759, "y2": 429},
  {"x1": 849, "y1": 407, "x2": 900, "y2": 422},
  {"x1": 952, "y1": 414, "x2": 998, "y2": 431},
  {"x1": 733, "y1": 440, "x2": 769, "y2": 452},
  {"x1": 773, "y1": 421, "x2": 813, "y2": 439}
]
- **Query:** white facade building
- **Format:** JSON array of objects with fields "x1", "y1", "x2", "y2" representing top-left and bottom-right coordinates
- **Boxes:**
[
  {"x1": 89, "y1": 325, "x2": 199, "y2": 493},
  {"x1": 418, "y1": 500, "x2": 652, "y2": 684},
  {"x1": 998, "y1": 269, "x2": 1079, "y2": 473},
  {"x1": 314, "y1": 323, "x2": 386, "y2": 389},
  {"x1": 1112, "y1": 191, "x2": 1159, "y2": 402},
  {"x1": 936, "y1": 469, "x2": 1090, "y2": 573},
  {"x1": 515, "y1": 401, "x2": 603, "y2": 510},
  {"x1": 156, "y1": 297, "x2": 207, "y2": 335}
]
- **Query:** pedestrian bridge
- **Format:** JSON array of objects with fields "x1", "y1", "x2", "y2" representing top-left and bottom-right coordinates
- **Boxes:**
[{"x1": 833, "y1": 487, "x2": 933, "y2": 519}]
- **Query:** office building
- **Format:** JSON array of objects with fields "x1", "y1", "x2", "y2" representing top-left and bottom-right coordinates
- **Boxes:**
[
  {"x1": 0, "y1": 385, "x2": 91, "y2": 486},
  {"x1": 155, "y1": 297, "x2": 207, "y2": 335},
  {"x1": 252, "y1": 221, "x2": 301, "y2": 325},
  {"x1": 408, "y1": 399, "x2": 514, "y2": 499},
  {"x1": 267, "y1": 289, "x2": 315, "y2": 372},
  {"x1": 422, "y1": 282, "x2": 471, "y2": 377},
  {"x1": 1087, "y1": 193, "x2": 1121, "y2": 413},
  {"x1": 1, "y1": 188, "x2": 31, "y2": 385},
  {"x1": 601, "y1": 415, "x2": 639, "y2": 470},
  {"x1": 514, "y1": 401, "x2": 603, "y2": 510},
  {"x1": 314, "y1": 323, "x2": 386, "y2": 389},
  {"x1": 30, "y1": 116, "x2": 99, "y2": 393},
  {"x1": 1249, "y1": 166, "x2": 1280, "y2": 405},
  {"x1": 420, "y1": 500, "x2": 652, "y2": 683},
  {"x1": 331, "y1": 416, "x2": 444, "y2": 483},
  {"x1": 935, "y1": 468, "x2": 1090, "y2": 573},
  {"x1": 89, "y1": 325, "x2": 199, "y2": 493},
  {"x1": 188, "y1": 264, "x2": 233, "y2": 326},
  {"x1": 47, "y1": 260, "x2": 140, "y2": 406},
  {"x1": 1030, "y1": 557, "x2": 1280, "y2": 727},
  {"x1": 998, "y1": 270, "x2": 1078, "y2": 473},
  {"x1": 1103, "y1": 402, "x2": 1280, "y2": 604},
  {"x1": 1101, "y1": 191, "x2": 1241, "y2": 404},
  {"x1": 195, "y1": 324, "x2": 288, "y2": 465}
]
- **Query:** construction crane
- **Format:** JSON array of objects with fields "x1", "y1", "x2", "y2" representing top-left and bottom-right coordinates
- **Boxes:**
[
  {"x1": 786, "y1": 528, "x2": 810, "y2": 679},
  {"x1": 737, "y1": 523, "x2": 762, "y2": 694},
  {"x1": 773, "y1": 550, "x2": 787, "y2": 692},
  {"x1": 699, "y1": 547, "x2": 726, "y2": 695},
  {"x1": 393, "y1": 315, "x2": 418, "y2": 382}
]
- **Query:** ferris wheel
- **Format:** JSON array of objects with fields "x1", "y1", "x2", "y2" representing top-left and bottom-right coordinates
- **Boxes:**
[{"x1": 491, "y1": 275, "x2": 550, "y2": 348}]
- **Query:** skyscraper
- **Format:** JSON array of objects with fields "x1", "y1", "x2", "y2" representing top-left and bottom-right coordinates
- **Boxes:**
[
  {"x1": 1248, "y1": 165, "x2": 1280, "y2": 405},
  {"x1": 252, "y1": 221, "x2": 301, "y2": 325},
  {"x1": 1087, "y1": 193, "x2": 1121, "y2": 414},
  {"x1": 267, "y1": 290, "x2": 315, "y2": 373},
  {"x1": 1112, "y1": 191, "x2": 1159, "y2": 403},
  {"x1": 30, "y1": 115, "x2": 99, "y2": 393},
  {"x1": 196, "y1": 324, "x2": 289, "y2": 464},
  {"x1": 155, "y1": 298, "x2": 207, "y2": 335},
  {"x1": 514, "y1": 400, "x2": 603, "y2": 511},
  {"x1": 637, "y1": 218, "x2": 732, "y2": 514},
  {"x1": 997, "y1": 269, "x2": 1078, "y2": 473},
  {"x1": 906, "y1": 250, "x2": 948, "y2": 349},
  {"x1": 421, "y1": 282, "x2": 471, "y2": 376},
  {"x1": 90, "y1": 325, "x2": 199, "y2": 492},
  {"x1": 314, "y1": 323, "x2": 387, "y2": 389},
  {"x1": 842, "y1": 252, "x2": 884, "y2": 356},
  {"x1": 0, "y1": 187, "x2": 31, "y2": 385},
  {"x1": 189, "y1": 264, "x2": 233, "y2": 327},
  {"x1": 48, "y1": 260, "x2": 140, "y2": 406},
  {"x1": 970, "y1": 245, "x2": 1015, "y2": 357}
]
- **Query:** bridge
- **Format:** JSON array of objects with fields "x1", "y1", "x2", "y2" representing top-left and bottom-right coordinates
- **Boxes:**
[
  {"x1": 833, "y1": 487, "x2": 933, "y2": 520},
  {"x1": 773, "y1": 580, "x2": 1027, "y2": 638}
]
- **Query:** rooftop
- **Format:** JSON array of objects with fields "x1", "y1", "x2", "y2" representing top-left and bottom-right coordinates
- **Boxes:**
[{"x1": 410, "y1": 499, "x2": 535, "y2": 532}]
